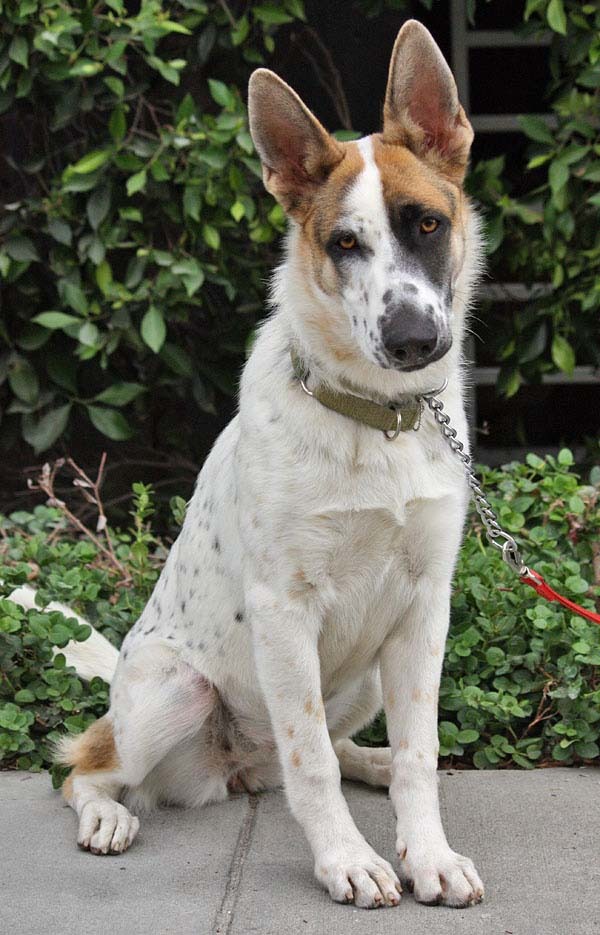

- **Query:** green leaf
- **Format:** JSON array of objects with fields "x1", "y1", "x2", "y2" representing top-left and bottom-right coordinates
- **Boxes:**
[
  {"x1": 47, "y1": 217, "x2": 72, "y2": 246},
  {"x1": 67, "y1": 149, "x2": 111, "y2": 175},
  {"x1": 565, "y1": 575, "x2": 589, "y2": 595},
  {"x1": 69, "y1": 59, "x2": 103, "y2": 78},
  {"x1": 94, "y1": 382, "x2": 145, "y2": 406},
  {"x1": 549, "y1": 159, "x2": 569, "y2": 195},
  {"x1": 208, "y1": 79, "x2": 235, "y2": 109},
  {"x1": 557, "y1": 448, "x2": 574, "y2": 466},
  {"x1": 551, "y1": 335, "x2": 575, "y2": 375},
  {"x1": 546, "y1": 0, "x2": 567, "y2": 34},
  {"x1": 202, "y1": 224, "x2": 220, "y2": 250},
  {"x1": 22, "y1": 404, "x2": 71, "y2": 453},
  {"x1": 95, "y1": 260, "x2": 113, "y2": 295},
  {"x1": 8, "y1": 356, "x2": 39, "y2": 404},
  {"x1": 87, "y1": 185, "x2": 111, "y2": 230},
  {"x1": 141, "y1": 306, "x2": 166, "y2": 353},
  {"x1": 32, "y1": 312, "x2": 80, "y2": 330},
  {"x1": 9, "y1": 35, "x2": 29, "y2": 68},
  {"x1": 87, "y1": 406, "x2": 132, "y2": 440},
  {"x1": 254, "y1": 4, "x2": 294, "y2": 24},
  {"x1": 63, "y1": 282, "x2": 88, "y2": 315},
  {"x1": 109, "y1": 104, "x2": 126, "y2": 143},
  {"x1": 230, "y1": 201, "x2": 245, "y2": 222},
  {"x1": 126, "y1": 169, "x2": 147, "y2": 196},
  {"x1": 518, "y1": 115, "x2": 554, "y2": 145},
  {"x1": 78, "y1": 322, "x2": 100, "y2": 347},
  {"x1": 5, "y1": 236, "x2": 39, "y2": 263}
]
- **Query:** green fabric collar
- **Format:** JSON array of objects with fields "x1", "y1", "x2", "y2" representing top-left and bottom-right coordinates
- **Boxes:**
[{"x1": 291, "y1": 349, "x2": 422, "y2": 439}]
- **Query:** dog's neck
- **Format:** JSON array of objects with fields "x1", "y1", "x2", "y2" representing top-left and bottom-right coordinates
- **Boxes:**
[{"x1": 269, "y1": 212, "x2": 483, "y2": 406}]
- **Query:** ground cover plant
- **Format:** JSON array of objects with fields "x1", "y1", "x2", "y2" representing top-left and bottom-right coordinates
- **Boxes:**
[{"x1": 1, "y1": 450, "x2": 598, "y2": 783}]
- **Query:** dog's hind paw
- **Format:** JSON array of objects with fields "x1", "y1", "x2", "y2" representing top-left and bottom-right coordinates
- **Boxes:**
[{"x1": 77, "y1": 800, "x2": 140, "y2": 855}]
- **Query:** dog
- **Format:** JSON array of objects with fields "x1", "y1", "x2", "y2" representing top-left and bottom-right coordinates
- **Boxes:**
[{"x1": 39, "y1": 20, "x2": 485, "y2": 909}]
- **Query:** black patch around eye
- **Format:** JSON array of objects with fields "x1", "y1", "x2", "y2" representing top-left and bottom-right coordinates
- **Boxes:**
[
  {"x1": 386, "y1": 202, "x2": 451, "y2": 289},
  {"x1": 325, "y1": 229, "x2": 373, "y2": 265}
]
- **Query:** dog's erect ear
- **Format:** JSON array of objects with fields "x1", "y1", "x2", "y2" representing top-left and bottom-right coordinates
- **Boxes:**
[
  {"x1": 382, "y1": 20, "x2": 473, "y2": 183},
  {"x1": 248, "y1": 69, "x2": 344, "y2": 218}
]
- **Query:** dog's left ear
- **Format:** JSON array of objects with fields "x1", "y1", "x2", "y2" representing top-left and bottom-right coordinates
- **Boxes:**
[
  {"x1": 248, "y1": 69, "x2": 344, "y2": 219},
  {"x1": 383, "y1": 20, "x2": 473, "y2": 183}
]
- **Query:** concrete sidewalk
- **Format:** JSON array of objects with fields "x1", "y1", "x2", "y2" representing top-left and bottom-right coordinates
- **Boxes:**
[{"x1": 1, "y1": 769, "x2": 598, "y2": 935}]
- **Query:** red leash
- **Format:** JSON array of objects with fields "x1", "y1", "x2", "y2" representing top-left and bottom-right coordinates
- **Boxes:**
[{"x1": 520, "y1": 568, "x2": 600, "y2": 625}]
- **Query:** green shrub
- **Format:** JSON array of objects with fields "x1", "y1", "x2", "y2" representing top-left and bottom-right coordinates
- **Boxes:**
[
  {"x1": 0, "y1": 0, "x2": 295, "y2": 455},
  {"x1": 1, "y1": 451, "x2": 598, "y2": 779}
]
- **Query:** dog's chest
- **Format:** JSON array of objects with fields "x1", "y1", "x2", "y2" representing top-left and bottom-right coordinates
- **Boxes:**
[{"x1": 302, "y1": 506, "x2": 428, "y2": 687}]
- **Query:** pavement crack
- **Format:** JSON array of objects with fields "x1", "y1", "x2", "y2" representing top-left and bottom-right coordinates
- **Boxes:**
[{"x1": 212, "y1": 794, "x2": 259, "y2": 935}]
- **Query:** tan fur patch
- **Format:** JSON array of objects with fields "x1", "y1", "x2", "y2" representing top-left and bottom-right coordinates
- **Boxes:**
[
  {"x1": 291, "y1": 750, "x2": 302, "y2": 768},
  {"x1": 372, "y1": 135, "x2": 459, "y2": 219},
  {"x1": 63, "y1": 716, "x2": 119, "y2": 774}
]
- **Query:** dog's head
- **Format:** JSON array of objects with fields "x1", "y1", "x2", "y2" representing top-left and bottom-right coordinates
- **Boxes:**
[{"x1": 248, "y1": 21, "x2": 475, "y2": 378}]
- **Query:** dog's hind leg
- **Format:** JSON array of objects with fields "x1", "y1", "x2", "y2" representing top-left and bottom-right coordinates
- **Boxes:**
[
  {"x1": 57, "y1": 643, "x2": 218, "y2": 855},
  {"x1": 335, "y1": 739, "x2": 391, "y2": 788}
]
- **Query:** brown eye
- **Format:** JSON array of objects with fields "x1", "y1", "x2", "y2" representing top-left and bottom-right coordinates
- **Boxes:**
[
  {"x1": 338, "y1": 233, "x2": 357, "y2": 250},
  {"x1": 420, "y1": 217, "x2": 439, "y2": 234}
]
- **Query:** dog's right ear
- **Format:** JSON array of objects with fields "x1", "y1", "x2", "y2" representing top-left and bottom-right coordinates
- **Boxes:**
[{"x1": 248, "y1": 69, "x2": 344, "y2": 219}]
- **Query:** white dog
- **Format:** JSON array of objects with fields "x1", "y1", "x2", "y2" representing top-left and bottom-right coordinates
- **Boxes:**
[{"x1": 40, "y1": 20, "x2": 484, "y2": 909}]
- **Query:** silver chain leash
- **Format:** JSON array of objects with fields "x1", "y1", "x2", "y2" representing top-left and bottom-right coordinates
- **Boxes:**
[{"x1": 420, "y1": 382, "x2": 529, "y2": 577}]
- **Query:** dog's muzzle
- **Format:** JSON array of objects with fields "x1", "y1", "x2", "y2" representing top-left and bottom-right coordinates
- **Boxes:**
[{"x1": 381, "y1": 304, "x2": 452, "y2": 372}]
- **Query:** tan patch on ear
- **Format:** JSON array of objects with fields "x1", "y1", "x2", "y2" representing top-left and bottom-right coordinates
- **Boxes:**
[
  {"x1": 60, "y1": 716, "x2": 119, "y2": 774},
  {"x1": 291, "y1": 750, "x2": 302, "y2": 768}
]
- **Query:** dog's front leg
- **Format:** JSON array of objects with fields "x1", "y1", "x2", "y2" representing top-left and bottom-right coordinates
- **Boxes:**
[
  {"x1": 380, "y1": 581, "x2": 484, "y2": 907},
  {"x1": 248, "y1": 583, "x2": 401, "y2": 909}
]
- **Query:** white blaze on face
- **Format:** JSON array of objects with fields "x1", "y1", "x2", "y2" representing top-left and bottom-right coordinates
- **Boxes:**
[{"x1": 339, "y1": 136, "x2": 449, "y2": 369}]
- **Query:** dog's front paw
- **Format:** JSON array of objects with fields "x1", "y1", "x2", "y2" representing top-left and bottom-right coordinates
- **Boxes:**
[
  {"x1": 396, "y1": 841, "x2": 483, "y2": 907},
  {"x1": 316, "y1": 844, "x2": 402, "y2": 909}
]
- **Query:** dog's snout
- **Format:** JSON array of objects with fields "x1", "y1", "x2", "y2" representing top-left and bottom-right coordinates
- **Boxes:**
[{"x1": 381, "y1": 304, "x2": 451, "y2": 371}]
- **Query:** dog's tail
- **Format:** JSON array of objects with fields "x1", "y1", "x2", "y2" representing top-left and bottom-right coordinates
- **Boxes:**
[{"x1": 7, "y1": 585, "x2": 119, "y2": 684}]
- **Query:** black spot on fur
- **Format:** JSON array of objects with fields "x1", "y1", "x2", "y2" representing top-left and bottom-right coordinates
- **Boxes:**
[
  {"x1": 425, "y1": 303, "x2": 434, "y2": 314},
  {"x1": 181, "y1": 600, "x2": 186, "y2": 613},
  {"x1": 197, "y1": 640, "x2": 206, "y2": 651},
  {"x1": 383, "y1": 289, "x2": 393, "y2": 304},
  {"x1": 235, "y1": 611, "x2": 244, "y2": 623},
  {"x1": 402, "y1": 282, "x2": 418, "y2": 295},
  {"x1": 213, "y1": 537, "x2": 220, "y2": 553},
  {"x1": 144, "y1": 626, "x2": 156, "y2": 635}
]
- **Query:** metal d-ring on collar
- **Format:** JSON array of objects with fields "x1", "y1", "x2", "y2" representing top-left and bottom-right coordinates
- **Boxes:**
[{"x1": 383, "y1": 409, "x2": 402, "y2": 441}]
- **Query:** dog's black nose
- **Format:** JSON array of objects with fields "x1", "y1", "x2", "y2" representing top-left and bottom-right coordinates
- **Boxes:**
[{"x1": 381, "y1": 305, "x2": 450, "y2": 371}]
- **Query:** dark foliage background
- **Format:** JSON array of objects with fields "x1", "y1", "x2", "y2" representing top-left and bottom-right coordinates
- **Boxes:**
[{"x1": 0, "y1": 0, "x2": 598, "y2": 517}]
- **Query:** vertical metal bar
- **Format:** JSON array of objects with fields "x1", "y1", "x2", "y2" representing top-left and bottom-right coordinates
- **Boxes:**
[{"x1": 450, "y1": 0, "x2": 477, "y2": 445}]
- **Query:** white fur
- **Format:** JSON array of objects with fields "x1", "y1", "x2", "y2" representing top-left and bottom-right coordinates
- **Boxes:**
[
  {"x1": 8, "y1": 585, "x2": 118, "y2": 683},
  {"x1": 22, "y1": 116, "x2": 485, "y2": 909}
]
